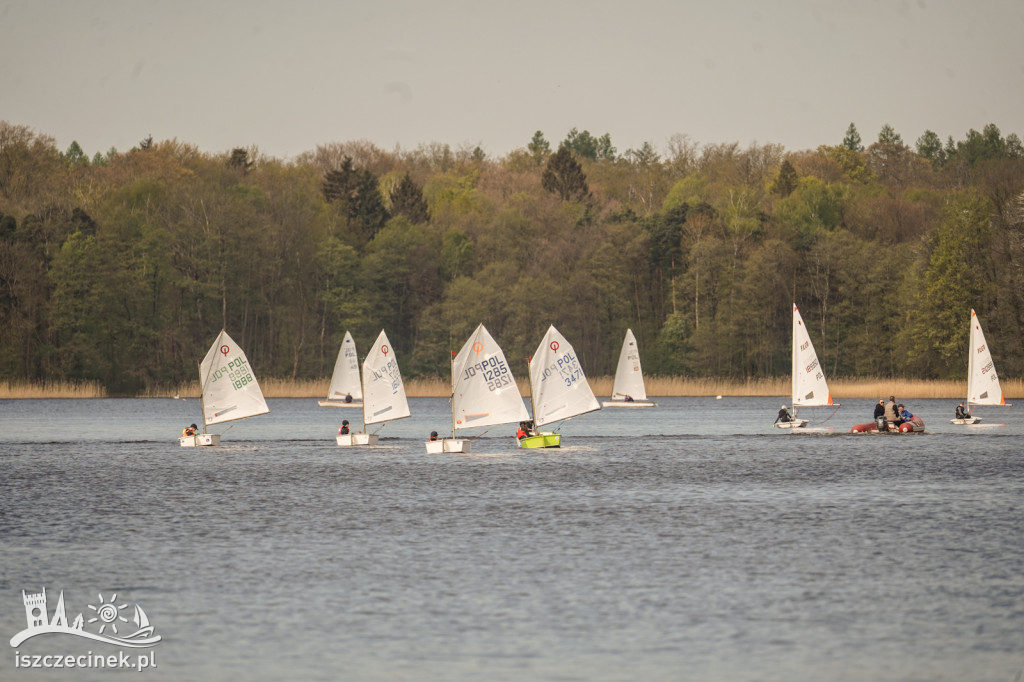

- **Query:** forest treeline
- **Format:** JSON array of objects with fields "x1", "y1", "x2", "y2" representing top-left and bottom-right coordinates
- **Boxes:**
[{"x1": 1, "y1": 121, "x2": 1022, "y2": 395}]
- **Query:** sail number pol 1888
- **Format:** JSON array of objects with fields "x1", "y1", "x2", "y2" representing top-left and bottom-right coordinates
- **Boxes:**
[
  {"x1": 210, "y1": 357, "x2": 256, "y2": 390},
  {"x1": 463, "y1": 356, "x2": 513, "y2": 391}
]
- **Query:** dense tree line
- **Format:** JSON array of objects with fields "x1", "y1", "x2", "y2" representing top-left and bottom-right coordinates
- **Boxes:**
[{"x1": 1, "y1": 120, "x2": 1022, "y2": 395}]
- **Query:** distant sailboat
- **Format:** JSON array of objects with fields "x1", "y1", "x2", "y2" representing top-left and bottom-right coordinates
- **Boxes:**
[
  {"x1": 338, "y1": 330, "x2": 410, "y2": 446},
  {"x1": 775, "y1": 304, "x2": 837, "y2": 429},
  {"x1": 520, "y1": 325, "x2": 601, "y2": 449},
  {"x1": 951, "y1": 308, "x2": 1009, "y2": 424},
  {"x1": 319, "y1": 331, "x2": 363, "y2": 407},
  {"x1": 602, "y1": 328, "x2": 656, "y2": 407},
  {"x1": 180, "y1": 330, "x2": 269, "y2": 447},
  {"x1": 427, "y1": 324, "x2": 530, "y2": 454}
]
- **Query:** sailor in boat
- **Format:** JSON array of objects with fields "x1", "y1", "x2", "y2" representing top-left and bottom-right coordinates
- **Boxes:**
[
  {"x1": 344, "y1": 392, "x2": 353, "y2": 404},
  {"x1": 182, "y1": 423, "x2": 198, "y2": 438},
  {"x1": 338, "y1": 420, "x2": 350, "y2": 435},
  {"x1": 873, "y1": 399, "x2": 889, "y2": 431},
  {"x1": 884, "y1": 396, "x2": 899, "y2": 425},
  {"x1": 774, "y1": 405, "x2": 792, "y2": 425},
  {"x1": 428, "y1": 431, "x2": 438, "y2": 442},
  {"x1": 624, "y1": 394, "x2": 634, "y2": 402},
  {"x1": 517, "y1": 421, "x2": 539, "y2": 439},
  {"x1": 955, "y1": 402, "x2": 970, "y2": 420}
]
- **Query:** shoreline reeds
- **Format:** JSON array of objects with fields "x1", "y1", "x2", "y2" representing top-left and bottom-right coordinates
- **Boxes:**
[
  {"x1": 0, "y1": 380, "x2": 108, "y2": 399},
  {"x1": 4, "y1": 376, "x2": 1021, "y2": 400}
]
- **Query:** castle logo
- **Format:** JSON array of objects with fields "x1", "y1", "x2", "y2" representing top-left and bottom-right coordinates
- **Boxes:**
[{"x1": 10, "y1": 587, "x2": 162, "y2": 649}]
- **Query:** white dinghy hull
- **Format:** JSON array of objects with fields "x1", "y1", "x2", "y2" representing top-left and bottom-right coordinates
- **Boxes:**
[
  {"x1": 426, "y1": 438, "x2": 470, "y2": 454},
  {"x1": 601, "y1": 399, "x2": 657, "y2": 408},
  {"x1": 336, "y1": 433, "x2": 379, "y2": 447},
  {"x1": 772, "y1": 419, "x2": 809, "y2": 429},
  {"x1": 179, "y1": 433, "x2": 221, "y2": 447}
]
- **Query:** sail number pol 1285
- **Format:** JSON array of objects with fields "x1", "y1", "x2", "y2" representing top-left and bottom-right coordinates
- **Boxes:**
[{"x1": 463, "y1": 356, "x2": 514, "y2": 391}]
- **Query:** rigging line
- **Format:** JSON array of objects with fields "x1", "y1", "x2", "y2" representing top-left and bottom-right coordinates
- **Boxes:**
[{"x1": 811, "y1": 405, "x2": 843, "y2": 425}]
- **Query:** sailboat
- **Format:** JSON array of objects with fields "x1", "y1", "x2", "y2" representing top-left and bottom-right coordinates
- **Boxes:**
[
  {"x1": 602, "y1": 328, "x2": 657, "y2": 407},
  {"x1": 319, "y1": 331, "x2": 363, "y2": 407},
  {"x1": 338, "y1": 329, "x2": 410, "y2": 446},
  {"x1": 427, "y1": 324, "x2": 530, "y2": 454},
  {"x1": 774, "y1": 304, "x2": 837, "y2": 429},
  {"x1": 180, "y1": 329, "x2": 270, "y2": 446},
  {"x1": 519, "y1": 325, "x2": 601, "y2": 449},
  {"x1": 951, "y1": 308, "x2": 1009, "y2": 424}
]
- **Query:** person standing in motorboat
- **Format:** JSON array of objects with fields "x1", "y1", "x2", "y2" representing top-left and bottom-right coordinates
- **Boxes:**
[{"x1": 884, "y1": 396, "x2": 899, "y2": 426}]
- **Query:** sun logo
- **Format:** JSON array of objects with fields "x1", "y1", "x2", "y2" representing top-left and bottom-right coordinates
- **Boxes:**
[{"x1": 87, "y1": 593, "x2": 128, "y2": 634}]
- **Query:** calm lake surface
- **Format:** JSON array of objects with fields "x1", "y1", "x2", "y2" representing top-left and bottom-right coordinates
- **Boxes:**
[{"x1": 1, "y1": 397, "x2": 1022, "y2": 681}]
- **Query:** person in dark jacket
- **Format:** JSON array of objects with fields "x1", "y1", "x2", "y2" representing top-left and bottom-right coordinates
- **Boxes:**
[
  {"x1": 775, "y1": 405, "x2": 792, "y2": 424},
  {"x1": 338, "y1": 420, "x2": 350, "y2": 435},
  {"x1": 955, "y1": 402, "x2": 969, "y2": 420},
  {"x1": 873, "y1": 399, "x2": 888, "y2": 431}
]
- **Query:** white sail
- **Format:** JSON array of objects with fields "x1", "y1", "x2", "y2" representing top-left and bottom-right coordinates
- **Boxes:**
[
  {"x1": 452, "y1": 324, "x2": 530, "y2": 430},
  {"x1": 610, "y1": 328, "x2": 647, "y2": 400},
  {"x1": 326, "y1": 331, "x2": 362, "y2": 401},
  {"x1": 362, "y1": 330, "x2": 411, "y2": 426},
  {"x1": 529, "y1": 325, "x2": 601, "y2": 427},
  {"x1": 967, "y1": 309, "x2": 1004, "y2": 407},
  {"x1": 791, "y1": 304, "x2": 833, "y2": 410},
  {"x1": 200, "y1": 330, "x2": 270, "y2": 426}
]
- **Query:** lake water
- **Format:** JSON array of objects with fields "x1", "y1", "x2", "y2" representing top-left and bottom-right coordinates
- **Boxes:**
[{"x1": 1, "y1": 397, "x2": 1022, "y2": 681}]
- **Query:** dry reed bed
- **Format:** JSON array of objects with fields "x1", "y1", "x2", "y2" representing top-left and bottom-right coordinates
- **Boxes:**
[
  {"x1": 0, "y1": 381, "x2": 108, "y2": 399},
  {"x1": 6, "y1": 376, "x2": 1018, "y2": 400}
]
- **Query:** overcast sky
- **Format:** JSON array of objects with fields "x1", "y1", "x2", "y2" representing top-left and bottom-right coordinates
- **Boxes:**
[{"x1": 2, "y1": 0, "x2": 1022, "y2": 161}]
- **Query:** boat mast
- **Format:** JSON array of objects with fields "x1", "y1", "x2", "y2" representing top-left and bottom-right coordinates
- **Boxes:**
[
  {"x1": 527, "y1": 355, "x2": 537, "y2": 430},
  {"x1": 197, "y1": 358, "x2": 209, "y2": 434},
  {"x1": 449, "y1": 349, "x2": 456, "y2": 439},
  {"x1": 360, "y1": 355, "x2": 369, "y2": 433},
  {"x1": 967, "y1": 309, "x2": 976, "y2": 411},
  {"x1": 791, "y1": 303, "x2": 799, "y2": 421}
]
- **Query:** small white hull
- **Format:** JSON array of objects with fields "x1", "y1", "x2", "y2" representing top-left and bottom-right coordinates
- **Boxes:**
[
  {"x1": 425, "y1": 438, "x2": 470, "y2": 454},
  {"x1": 773, "y1": 419, "x2": 809, "y2": 429},
  {"x1": 601, "y1": 399, "x2": 657, "y2": 408},
  {"x1": 318, "y1": 399, "x2": 363, "y2": 408},
  {"x1": 336, "y1": 433, "x2": 378, "y2": 447},
  {"x1": 950, "y1": 416, "x2": 982, "y2": 425},
  {"x1": 179, "y1": 433, "x2": 220, "y2": 447}
]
